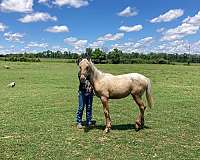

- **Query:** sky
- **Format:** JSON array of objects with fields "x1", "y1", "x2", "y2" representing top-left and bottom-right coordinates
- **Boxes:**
[{"x1": 1, "y1": 0, "x2": 200, "y2": 54}]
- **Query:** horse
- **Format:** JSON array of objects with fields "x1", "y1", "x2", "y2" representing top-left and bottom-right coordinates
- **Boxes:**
[{"x1": 78, "y1": 58, "x2": 153, "y2": 133}]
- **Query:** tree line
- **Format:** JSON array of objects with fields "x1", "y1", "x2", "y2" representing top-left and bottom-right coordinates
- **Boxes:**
[{"x1": 1, "y1": 48, "x2": 200, "y2": 64}]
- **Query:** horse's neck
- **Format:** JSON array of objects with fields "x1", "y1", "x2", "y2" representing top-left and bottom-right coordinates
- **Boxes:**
[{"x1": 89, "y1": 63, "x2": 102, "y2": 85}]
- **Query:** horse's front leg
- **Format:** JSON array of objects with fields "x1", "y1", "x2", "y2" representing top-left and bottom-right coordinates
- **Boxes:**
[{"x1": 101, "y1": 96, "x2": 111, "y2": 133}]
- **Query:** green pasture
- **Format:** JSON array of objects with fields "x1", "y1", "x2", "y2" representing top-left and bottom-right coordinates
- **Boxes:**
[{"x1": 0, "y1": 61, "x2": 199, "y2": 159}]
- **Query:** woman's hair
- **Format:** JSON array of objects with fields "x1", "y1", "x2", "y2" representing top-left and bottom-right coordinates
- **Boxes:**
[{"x1": 76, "y1": 57, "x2": 82, "y2": 66}]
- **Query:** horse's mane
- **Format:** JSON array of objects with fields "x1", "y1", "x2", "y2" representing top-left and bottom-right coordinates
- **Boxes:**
[
  {"x1": 89, "y1": 60, "x2": 103, "y2": 74},
  {"x1": 89, "y1": 60, "x2": 116, "y2": 77}
]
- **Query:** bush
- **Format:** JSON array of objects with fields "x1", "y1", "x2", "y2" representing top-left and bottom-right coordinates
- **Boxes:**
[
  {"x1": 66, "y1": 59, "x2": 76, "y2": 63},
  {"x1": 157, "y1": 58, "x2": 169, "y2": 64},
  {"x1": 5, "y1": 56, "x2": 40, "y2": 62},
  {"x1": 131, "y1": 58, "x2": 146, "y2": 64}
]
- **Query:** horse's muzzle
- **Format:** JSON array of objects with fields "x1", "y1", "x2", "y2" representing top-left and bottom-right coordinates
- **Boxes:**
[{"x1": 80, "y1": 74, "x2": 86, "y2": 82}]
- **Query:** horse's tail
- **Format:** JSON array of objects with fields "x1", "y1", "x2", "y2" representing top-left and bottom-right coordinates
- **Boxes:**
[{"x1": 146, "y1": 78, "x2": 153, "y2": 108}]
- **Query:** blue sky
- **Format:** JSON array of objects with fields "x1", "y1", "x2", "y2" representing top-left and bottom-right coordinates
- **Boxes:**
[{"x1": 0, "y1": 0, "x2": 200, "y2": 54}]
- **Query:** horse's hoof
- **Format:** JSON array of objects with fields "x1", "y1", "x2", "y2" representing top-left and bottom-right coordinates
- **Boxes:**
[
  {"x1": 141, "y1": 119, "x2": 144, "y2": 128},
  {"x1": 135, "y1": 125, "x2": 140, "y2": 131},
  {"x1": 135, "y1": 121, "x2": 141, "y2": 131},
  {"x1": 103, "y1": 128, "x2": 110, "y2": 134}
]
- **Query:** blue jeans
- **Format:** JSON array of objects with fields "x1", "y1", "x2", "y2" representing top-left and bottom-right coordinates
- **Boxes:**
[{"x1": 76, "y1": 91, "x2": 93, "y2": 126}]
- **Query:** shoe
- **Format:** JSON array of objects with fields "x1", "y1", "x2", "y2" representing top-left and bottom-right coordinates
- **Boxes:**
[
  {"x1": 77, "y1": 123, "x2": 83, "y2": 129},
  {"x1": 91, "y1": 120, "x2": 96, "y2": 126},
  {"x1": 86, "y1": 120, "x2": 96, "y2": 127}
]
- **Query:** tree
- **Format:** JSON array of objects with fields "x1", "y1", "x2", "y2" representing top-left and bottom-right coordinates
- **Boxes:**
[
  {"x1": 91, "y1": 48, "x2": 106, "y2": 63},
  {"x1": 108, "y1": 48, "x2": 122, "y2": 64},
  {"x1": 85, "y1": 48, "x2": 93, "y2": 58}
]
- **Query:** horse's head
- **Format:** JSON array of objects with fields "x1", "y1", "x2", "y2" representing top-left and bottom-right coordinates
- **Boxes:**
[{"x1": 79, "y1": 58, "x2": 92, "y2": 82}]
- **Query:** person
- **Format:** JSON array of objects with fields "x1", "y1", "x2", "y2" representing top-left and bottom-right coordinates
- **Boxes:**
[{"x1": 76, "y1": 59, "x2": 96, "y2": 129}]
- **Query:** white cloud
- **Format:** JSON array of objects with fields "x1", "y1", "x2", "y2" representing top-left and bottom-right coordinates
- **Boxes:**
[
  {"x1": 111, "y1": 42, "x2": 137, "y2": 53},
  {"x1": 159, "y1": 40, "x2": 194, "y2": 54},
  {"x1": 0, "y1": 0, "x2": 33, "y2": 13},
  {"x1": 150, "y1": 9, "x2": 184, "y2": 23},
  {"x1": 4, "y1": 32, "x2": 24, "y2": 42},
  {"x1": 97, "y1": 33, "x2": 124, "y2": 41},
  {"x1": 156, "y1": 27, "x2": 165, "y2": 33},
  {"x1": 59, "y1": 47, "x2": 69, "y2": 52},
  {"x1": 119, "y1": 25, "x2": 143, "y2": 32},
  {"x1": 0, "y1": 49, "x2": 12, "y2": 55},
  {"x1": 183, "y1": 11, "x2": 200, "y2": 26},
  {"x1": 162, "y1": 23, "x2": 199, "y2": 41},
  {"x1": 45, "y1": 25, "x2": 69, "y2": 33},
  {"x1": 27, "y1": 42, "x2": 48, "y2": 48},
  {"x1": 21, "y1": 48, "x2": 26, "y2": 52},
  {"x1": 52, "y1": 45, "x2": 60, "y2": 50},
  {"x1": 0, "y1": 45, "x2": 4, "y2": 49},
  {"x1": 139, "y1": 37, "x2": 153, "y2": 43},
  {"x1": 161, "y1": 10, "x2": 200, "y2": 41},
  {"x1": 0, "y1": 22, "x2": 7, "y2": 32},
  {"x1": 118, "y1": 6, "x2": 138, "y2": 17},
  {"x1": 89, "y1": 41, "x2": 104, "y2": 49},
  {"x1": 51, "y1": 45, "x2": 69, "y2": 52},
  {"x1": 192, "y1": 40, "x2": 200, "y2": 54},
  {"x1": 50, "y1": 46, "x2": 69, "y2": 52},
  {"x1": 134, "y1": 37, "x2": 154, "y2": 49},
  {"x1": 193, "y1": 40, "x2": 200, "y2": 46},
  {"x1": 38, "y1": 0, "x2": 52, "y2": 7},
  {"x1": 53, "y1": 0, "x2": 89, "y2": 8},
  {"x1": 38, "y1": 0, "x2": 48, "y2": 3},
  {"x1": 18, "y1": 12, "x2": 57, "y2": 23},
  {"x1": 111, "y1": 37, "x2": 154, "y2": 53},
  {"x1": 64, "y1": 37, "x2": 88, "y2": 53},
  {"x1": 64, "y1": 37, "x2": 87, "y2": 47},
  {"x1": 153, "y1": 40, "x2": 191, "y2": 54}
]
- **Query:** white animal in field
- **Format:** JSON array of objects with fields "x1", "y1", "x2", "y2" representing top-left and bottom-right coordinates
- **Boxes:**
[
  {"x1": 8, "y1": 82, "x2": 15, "y2": 88},
  {"x1": 4, "y1": 65, "x2": 10, "y2": 69}
]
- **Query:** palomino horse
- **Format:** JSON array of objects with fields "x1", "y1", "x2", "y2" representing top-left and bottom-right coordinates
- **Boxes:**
[{"x1": 79, "y1": 58, "x2": 153, "y2": 133}]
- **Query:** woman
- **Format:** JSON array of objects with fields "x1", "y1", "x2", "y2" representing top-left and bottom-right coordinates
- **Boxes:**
[{"x1": 76, "y1": 58, "x2": 95, "y2": 129}]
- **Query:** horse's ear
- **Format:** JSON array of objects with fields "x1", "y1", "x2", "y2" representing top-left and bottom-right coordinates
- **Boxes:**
[{"x1": 87, "y1": 56, "x2": 91, "y2": 62}]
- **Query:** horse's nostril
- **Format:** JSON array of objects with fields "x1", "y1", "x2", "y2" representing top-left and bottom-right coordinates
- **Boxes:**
[{"x1": 80, "y1": 75, "x2": 86, "y2": 82}]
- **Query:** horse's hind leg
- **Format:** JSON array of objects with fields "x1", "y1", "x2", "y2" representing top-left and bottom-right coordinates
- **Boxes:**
[{"x1": 132, "y1": 94, "x2": 146, "y2": 131}]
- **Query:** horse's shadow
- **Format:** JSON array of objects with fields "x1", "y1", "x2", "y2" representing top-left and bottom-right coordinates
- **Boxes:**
[{"x1": 84, "y1": 123, "x2": 151, "y2": 132}]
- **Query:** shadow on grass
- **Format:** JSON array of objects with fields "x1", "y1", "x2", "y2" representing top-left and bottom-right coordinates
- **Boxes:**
[{"x1": 84, "y1": 123, "x2": 151, "y2": 133}]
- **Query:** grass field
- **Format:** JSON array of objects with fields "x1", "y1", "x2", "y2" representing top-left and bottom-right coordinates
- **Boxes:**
[{"x1": 0, "y1": 61, "x2": 200, "y2": 159}]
